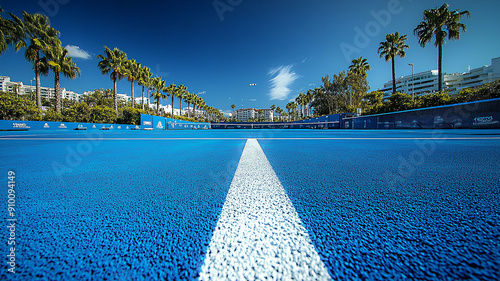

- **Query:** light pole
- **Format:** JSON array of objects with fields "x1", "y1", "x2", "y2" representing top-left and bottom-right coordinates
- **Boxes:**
[{"x1": 409, "y1": 63, "x2": 414, "y2": 101}]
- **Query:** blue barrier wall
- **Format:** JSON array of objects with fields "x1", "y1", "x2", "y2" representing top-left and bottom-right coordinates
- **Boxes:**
[
  {"x1": 0, "y1": 120, "x2": 139, "y2": 131},
  {"x1": 140, "y1": 114, "x2": 211, "y2": 130},
  {"x1": 211, "y1": 114, "x2": 350, "y2": 129},
  {"x1": 211, "y1": 98, "x2": 499, "y2": 130},
  {"x1": 343, "y1": 98, "x2": 500, "y2": 129}
]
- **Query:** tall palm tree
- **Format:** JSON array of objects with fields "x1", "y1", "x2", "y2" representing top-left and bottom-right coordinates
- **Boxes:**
[
  {"x1": 378, "y1": 31, "x2": 409, "y2": 96},
  {"x1": 97, "y1": 46, "x2": 128, "y2": 114},
  {"x1": 165, "y1": 84, "x2": 177, "y2": 117},
  {"x1": 176, "y1": 84, "x2": 187, "y2": 116},
  {"x1": 276, "y1": 107, "x2": 282, "y2": 121},
  {"x1": 286, "y1": 102, "x2": 293, "y2": 120},
  {"x1": 296, "y1": 93, "x2": 305, "y2": 119},
  {"x1": 348, "y1": 57, "x2": 371, "y2": 107},
  {"x1": 150, "y1": 77, "x2": 166, "y2": 114},
  {"x1": 191, "y1": 94, "x2": 199, "y2": 117},
  {"x1": 138, "y1": 66, "x2": 152, "y2": 110},
  {"x1": 124, "y1": 59, "x2": 140, "y2": 108},
  {"x1": 291, "y1": 102, "x2": 298, "y2": 121},
  {"x1": 9, "y1": 11, "x2": 60, "y2": 110},
  {"x1": 349, "y1": 57, "x2": 371, "y2": 77},
  {"x1": 45, "y1": 45, "x2": 80, "y2": 113},
  {"x1": 414, "y1": 3, "x2": 470, "y2": 93},
  {"x1": 305, "y1": 90, "x2": 314, "y2": 117},
  {"x1": 184, "y1": 92, "x2": 193, "y2": 117}
]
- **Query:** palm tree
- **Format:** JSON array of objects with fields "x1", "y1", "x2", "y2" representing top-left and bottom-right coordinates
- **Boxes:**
[
  {"x1": 276, "y1": 107, "x2": 282, "y2": 121},
  {"x1": 45, "y1": 45, "x2": 80, "y2": 113},
  {"x1": 138, "y1": 66, "x2": 152, "y2": 110},
  {"x1": 165, "y1": 84, "x2": 177, "y2": 117},
  {"x1": 97, "y1": 46, "x2": 128, "y2": 114},
  {"x1": 378, "y1": 32, "x2": 410, "y2": 96},
  {"x1": 150, "y1": 77, "x2": 166, "y2": 114},
  {"x1": 9, "y1": 11, "x2": 60, "y2": 110},
  {"x1": 184, "y1": 92, "x2": 193, "y2": 118},
  {"x1": 349, "y1": 57, "x2": 371, "y2": 77},
  {"x1": 286, "y1": 102, "x2": 293, "y2": 120},
  {"x1": 296, "y1": 93, "x2": 305, "y2": 119},
  {"x1": 348, "y1": 57, "x2": 371, "y2": 107},
  {"x1": 124, "y1": 59, "x2": 140, "y2": 108},
  {"x1": 177, "y1": 84, "x2": 187, "y2": 116},
  {"x1": 305, "y1": 90, "x2": 314, "y2": 117},
  {"x1": 191, "y1": 94, "x2": 199, "y2": 117},
  {"x1": 414, "y1": 4, "x2": 470, "y2": 93}
]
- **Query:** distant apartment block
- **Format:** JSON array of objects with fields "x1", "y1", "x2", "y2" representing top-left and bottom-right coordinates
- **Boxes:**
[
  {"x1": 380, "y1": 57, "x2": 500, "y2": 98},
  {"x1": 232, "y1": 108, "x2": 274, "y2": 122},
  {"x1": 0, "y1": 75, "x2": 82, "y2": 102}
]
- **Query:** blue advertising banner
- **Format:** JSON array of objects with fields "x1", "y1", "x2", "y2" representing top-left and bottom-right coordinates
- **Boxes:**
[
  {"x1": 0, "y1": 120, "x2": 139, "y2": 131},
  {"x1": 140, "y1": 114, "x2": 211, "y2": 130}
]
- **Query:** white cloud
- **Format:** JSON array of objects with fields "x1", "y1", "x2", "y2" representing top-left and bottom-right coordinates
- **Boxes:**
[
  {"x1": 198, "y1": 91, "x2": 206, "y2": 95},
  {"x1": 249, "y1": 99, "x2": 257, "y2": 102},
  {"x1": 268, "y1": 65, "x2": 299, "y2": 100},
  {"x1": 65, "y1": 45, "x2": 91, "y2": 60}
]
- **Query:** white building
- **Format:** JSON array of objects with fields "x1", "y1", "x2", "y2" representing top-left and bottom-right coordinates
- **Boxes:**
[
  {"x1": 380, "y1": 57, "x2": 500, "y2": 98},
  {"x1": 0, "y1": 76, "x2": 11, "y2": 92},
  {"x1": 232, "y1": 108, "x2": 274, "y2": 122},
  {"x1": 0, "y1": 75, "x2": 82, "y2": 102}
]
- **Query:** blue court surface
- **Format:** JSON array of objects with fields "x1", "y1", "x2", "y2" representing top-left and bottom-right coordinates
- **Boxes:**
[{"x1": 1, "y1": 129, "x2": 499, "y2": 280}]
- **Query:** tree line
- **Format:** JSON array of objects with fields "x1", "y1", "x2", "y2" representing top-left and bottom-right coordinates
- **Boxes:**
[
  {"x1": 0, "y1": 6, "x2": 223, "y2": 123},
  {"x1": 259, "y1": 3, "x2": 483, "y2": 120}
]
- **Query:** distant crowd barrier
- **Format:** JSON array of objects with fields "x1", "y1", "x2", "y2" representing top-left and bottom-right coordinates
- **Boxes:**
[
  {"x1": 0, "y1": 120, "x2": 139, "y2": 131},
  {"x1": 343, "y1": 98, "x2": 500, "y2": 129},
  {"x1": 140, "y1": 114, "x2": 211, "y2": 130},
  {"x1": 212, "y1": 98, "x2": 500, "y2": 130}
]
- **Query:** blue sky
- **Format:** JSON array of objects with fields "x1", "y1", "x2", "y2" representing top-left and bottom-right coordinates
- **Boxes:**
[{"x1": 1, "y1": 0, "x2": 499, "y2": 115}]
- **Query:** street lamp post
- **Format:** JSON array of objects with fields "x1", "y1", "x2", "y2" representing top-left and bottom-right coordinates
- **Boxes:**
[{"x1": 409, "y1": 63, "x2": 414, "y2": 101}]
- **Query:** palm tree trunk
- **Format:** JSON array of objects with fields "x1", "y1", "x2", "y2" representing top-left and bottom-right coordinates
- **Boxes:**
[
  {"x1": 171, "y1": 95, "x2": 175, "y2": 117},
  {"x1": 54, "y1": 71, "x2": 61, "y2": 113},
  {"x1": 156, "y1": 97, "x2": 160, "y2": 114},
  {"x1": 392, "y1": 56, "x2": 396, "y2": 96},
  {"x1": 438, "y1": 43, "x2": 443, "y2": 93},
  {"x1": 187, "y1": 102, "x2": 191, "y2": 118},
  {"x1": 35, "y1": 55, "x2": 42, "y2": 111},
  {"x1": 179, "y1": 97, "x2": 182, "y2": 116},
  {"x1": 113, "y1": 72, "x2": 118, "y2": 115},
  {"x1": 141, "y1": 85, "x2": 145, "y2": 110},
  {"x1": 131, "y1": 80, "x2": 135, "y2": 108}
]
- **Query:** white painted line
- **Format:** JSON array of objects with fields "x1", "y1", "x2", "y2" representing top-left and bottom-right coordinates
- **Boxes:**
[{"x1": 199, "y1": 139, "x2": 330, "y2": 280}]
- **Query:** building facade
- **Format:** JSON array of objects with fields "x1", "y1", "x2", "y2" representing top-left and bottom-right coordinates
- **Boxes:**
[
  {"x1": 0, "y1": 75, "x2": 82, "y2": 102},
  {"x1": 232, "y1": 108, "x2": 274, "y2": 122},
  {"x1": 380, "y1": 57, "x2": 500, "y2": 98}
]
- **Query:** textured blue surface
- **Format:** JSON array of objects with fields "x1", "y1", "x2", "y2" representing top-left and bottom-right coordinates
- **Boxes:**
[
  {"x1": 259, "y1": 133, "x2": 500, "y2": 280},
  {"x1": 1, "y1": 129, "x2": 499, "y2": 279},
  {"x1": 0, "y1": 132, "x2": 245, "y2": 280}
]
